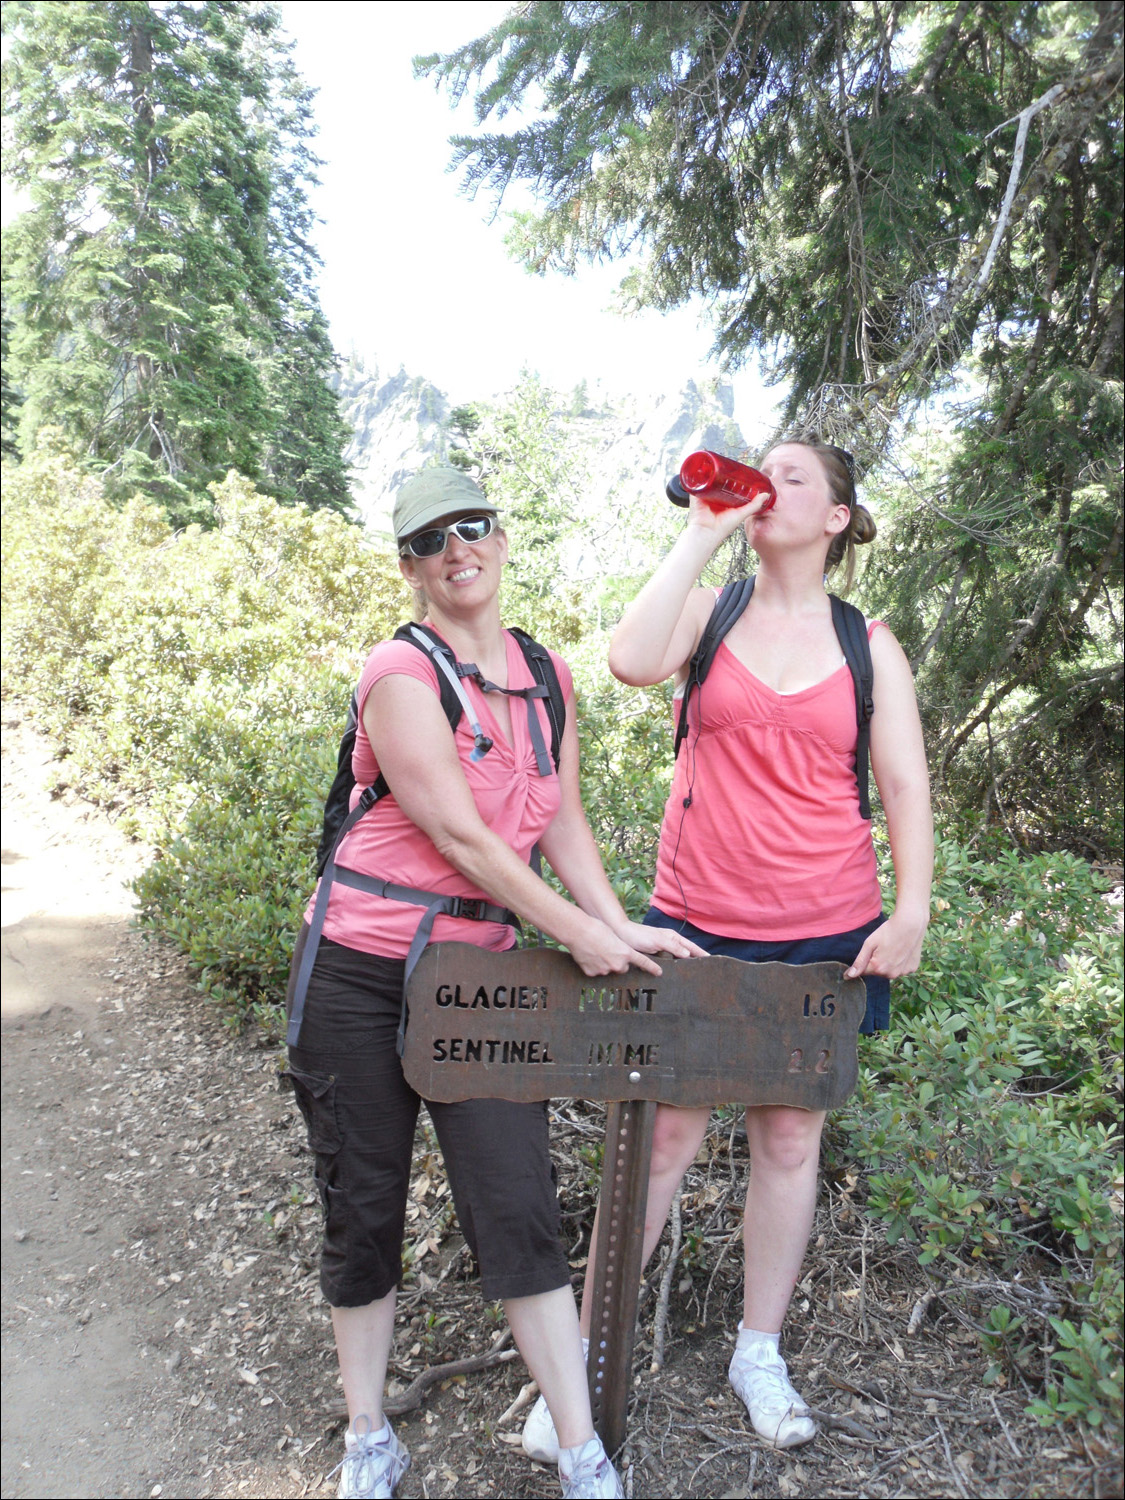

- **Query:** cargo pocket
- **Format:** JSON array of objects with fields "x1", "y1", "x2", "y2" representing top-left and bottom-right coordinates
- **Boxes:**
[{"x1": 288, "y1": 1069, "x2": 342, "y2": 1155}]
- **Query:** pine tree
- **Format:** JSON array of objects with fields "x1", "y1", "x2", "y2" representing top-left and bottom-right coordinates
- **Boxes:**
[
  {"x1": 1, "y1": 310, "x2": 22, "y2": 459},
  {"x1": 2, "y1": 1, "x2": 353, "y2": 522},
  {"x1": 421, "y1": 1, "x2": 1124, "y2": 852}
]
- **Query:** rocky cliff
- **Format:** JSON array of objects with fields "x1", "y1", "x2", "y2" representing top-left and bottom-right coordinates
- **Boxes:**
[{"x1": 334, "y1": 356, "x2": 749, "y2": 537}]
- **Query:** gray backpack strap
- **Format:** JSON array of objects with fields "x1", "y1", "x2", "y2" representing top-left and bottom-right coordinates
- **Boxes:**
[{"x1": 407, "y1": 625, "x2": 495, "y2": 762}]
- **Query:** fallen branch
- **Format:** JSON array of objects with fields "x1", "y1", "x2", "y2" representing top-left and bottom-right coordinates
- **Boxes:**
[
  {"x1": 907, "y1": 1288, "x2": 941, "y2": 1335},
  {"x1": 807, "y1": 1406, "x2": 882, "y2": 1443},
  {"x1": 989, "y1": 1391, "x2": 1023, "y2": 1461},
  {"x1": 497, "y1": 1378, "x2": 539, "y2": 1428},
  {"x1": 332, "y1": 1331, "x2": 517, "y2": 1419},
  {"x1": 937, "y1": 1416, "x2": 972, "y2": 1500}
]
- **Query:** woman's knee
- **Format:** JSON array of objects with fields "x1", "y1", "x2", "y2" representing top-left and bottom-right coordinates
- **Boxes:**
[
  {"x1": 650, "y1": 1105, "x2": 710, "y2": 1181},
  {"x1": 746, "y1": 1106, "x2": 824, "y2": 1174}
]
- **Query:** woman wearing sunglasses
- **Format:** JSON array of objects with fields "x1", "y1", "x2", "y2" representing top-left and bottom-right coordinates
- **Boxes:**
[
  {"x1": 524, "y1": 438, "x2": 933, "y2": 1462},
  {"x1": 287, "y1": 468, "x2": 700, "y2": 1500}
]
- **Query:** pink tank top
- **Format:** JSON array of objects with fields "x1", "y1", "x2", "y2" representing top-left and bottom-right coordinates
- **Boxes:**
[
  {"x1": 651, "y1": 629, "x2": 884, "y2": 940},
  {"x1": 308, "y1": 631, "x2": 571, "y2": 958}
]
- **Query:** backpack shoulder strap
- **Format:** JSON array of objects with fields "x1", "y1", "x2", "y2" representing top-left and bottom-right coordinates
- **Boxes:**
[
  {"x1": 314, "y1": 689, "x2": 362, "y2": 878},
  {"x1": 315, "y1": 626, "x2": 467, "y2": 879},
  {"x1": 829, "y1": 595, "x2": 875, "y2": 820},
  {"x1": 674, "y1": 577, "x2": 755, "y2": 757},
  {"x1": 506, "y1": 625, "x2": 566, "y2": 770},
  {"x1": 398, "y1": 621, "x2": 499, "y2": 762},
  {"x1": 392, "y1": 622, "x2": 464, "y2": 725}
]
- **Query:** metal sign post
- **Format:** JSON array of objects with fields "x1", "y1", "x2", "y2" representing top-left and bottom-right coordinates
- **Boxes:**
[
  {"x1": 585, "y1": 1097, "x2": 657, "y2": 1455},
  {"x1": 404, "y1": 945, "x2": 866, "y2": 1455}
]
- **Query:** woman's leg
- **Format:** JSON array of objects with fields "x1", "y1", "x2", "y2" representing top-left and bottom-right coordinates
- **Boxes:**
[
  {"x1": 428, "y1": 1099, "x2": 587, "y2": 1429},
  {"x1": 578, "y1": 1103, "x2": 711, "y2": 1336},
  {"x1": 505, "y1": 1284, "x2": 591, "y2": 1449},
  {"x1": 724, "y1": 1105, "x2": 824, "y2": 1449},
  {"x1": 287, "y1": 938, "x2": 418, "y2": 1449},
  {"x1": 741, "y1": 1105, "x2": 826, "y2": 1331},
  {"x1": 332, "y1": 1291, "x2": 399, "y2": 1429}
]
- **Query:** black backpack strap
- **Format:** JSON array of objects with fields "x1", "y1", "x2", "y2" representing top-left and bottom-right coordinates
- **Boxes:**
[
  {"x1": 390, "y1": 622, "x2": 467, "y2": 727},
  {"x1": 315, "y1": 691, "x2": 363, "y2": 878},
  {"x1": 830, "y1": 595, "x2": 875, "y2": 820},
  {"x1": 674, "y1": 577, "x2": 755, "y2": 757},
  {"x1": 315, "y1": 626, "x2": 468, "y2": 878}
]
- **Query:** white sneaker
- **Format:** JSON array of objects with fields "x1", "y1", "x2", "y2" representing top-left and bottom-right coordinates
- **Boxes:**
[
  {"x1": 332, "y1": 1415, "x2": 410, "y2": 1499},
  {"x1": 559, "y1": 1436, "x2": 624, "y2": 1499},
  {"x1": 522, "y1": 1336, "x2": 589, "y2": 1464},
  {"x1": 728, "y1": 1338, "x2": 816, "y2": 1449},
  {"x1": 522, "y1": 1389, "x2": 561, "y2": 1463}
]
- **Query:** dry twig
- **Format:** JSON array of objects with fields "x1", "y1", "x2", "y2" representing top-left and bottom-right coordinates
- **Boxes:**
[{"x1": 651, "y1": 1185, "x2": 683, "y2": 1372}]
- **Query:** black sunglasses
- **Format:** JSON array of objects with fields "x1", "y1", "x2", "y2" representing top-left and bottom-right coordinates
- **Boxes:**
[
  {"x1": 399, "y1": 514, "x2": 496, "y2": 559},
  {"x1": 824, "y1": 444, "x2": 857, "y2": 490}
]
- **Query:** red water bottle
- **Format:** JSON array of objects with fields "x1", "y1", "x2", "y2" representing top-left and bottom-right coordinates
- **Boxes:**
[{"x1": 679, "y1": 451, "x2": 776, "y2": 512}]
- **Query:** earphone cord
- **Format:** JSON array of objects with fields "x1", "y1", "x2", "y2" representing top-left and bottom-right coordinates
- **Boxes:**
[{"x1": 666, "y1": 672, "x2": 701, "y2": 936}]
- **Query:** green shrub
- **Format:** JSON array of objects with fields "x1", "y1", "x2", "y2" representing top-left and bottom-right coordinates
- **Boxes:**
[
  {"x1": 2, "y1": 440, "x2": 402, "y2": 1020},
  {"x1": 831, "y1": 844, "x2": 1122, "y2": 1434}
]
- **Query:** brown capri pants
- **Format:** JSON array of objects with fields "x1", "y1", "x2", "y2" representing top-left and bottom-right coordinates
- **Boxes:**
[{"x1": 286, "y1": 927, "x2": 571, "y2": 1308}]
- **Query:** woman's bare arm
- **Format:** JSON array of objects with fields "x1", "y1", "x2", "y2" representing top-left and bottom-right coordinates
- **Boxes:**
[
  {"x1": 608, "y1": 501, "x2": 760, "y2": 685},
  {"x1": 847, "y1": 626, "x2": 933, "y2": 980}
]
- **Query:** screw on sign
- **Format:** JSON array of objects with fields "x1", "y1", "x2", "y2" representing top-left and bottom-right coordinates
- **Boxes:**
[{"x1": 404, "y1": 944, "x2": 866, "y2": 1455}]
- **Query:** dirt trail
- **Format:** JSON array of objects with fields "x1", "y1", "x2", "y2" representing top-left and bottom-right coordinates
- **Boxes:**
[
  {"x1": 1, "y1": 720, "x2": 325, "y2": 1500},
  {"x1": 2, "y1": 719, "x2": 166, "y2": 1497}
]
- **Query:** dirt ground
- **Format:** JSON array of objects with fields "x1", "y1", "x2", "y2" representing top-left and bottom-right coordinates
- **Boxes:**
[{"x1": 2, "y1": 714, "x2": 1121, "y2": 1500}]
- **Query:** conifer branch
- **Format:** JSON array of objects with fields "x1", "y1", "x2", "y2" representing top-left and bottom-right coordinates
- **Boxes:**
[
  {"x1": 911, "y1": 554, "x2": 971, "y2": 672},
  {"x1": 976, "y1": 83, "x2": 1066, "y2": 293},
  {"x1": 912, "y1": 0, "x2": 976, "y2": 96},
  {"x1": 876, "y1": 53, "x2": 1122, "y2": 406},
  {"x1": 1060, "y1": 503, "x2": 1125, "y2": 644}
]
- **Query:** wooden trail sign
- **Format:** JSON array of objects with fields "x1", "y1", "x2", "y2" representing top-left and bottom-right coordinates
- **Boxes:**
[
  {"x1": 402, "y1": 945, "x2": 866, "y2": 1455},
  {"x1": 403, "y1": 943, "x2": 867, "y2": 1111}
]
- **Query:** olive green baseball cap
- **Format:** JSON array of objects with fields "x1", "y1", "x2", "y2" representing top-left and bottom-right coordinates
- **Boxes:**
[{"x1": 392, "y1": 468, "x2": 496, "y2": 543}]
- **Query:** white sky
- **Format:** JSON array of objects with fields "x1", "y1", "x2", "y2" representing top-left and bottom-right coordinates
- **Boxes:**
[{"x1": 279, "y1": 0, "x2": 773, "y2": 417}]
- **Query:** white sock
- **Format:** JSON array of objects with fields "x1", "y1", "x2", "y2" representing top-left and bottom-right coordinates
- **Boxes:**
[
  {"x1": 736, "y1": 1325, "x2": 780, "y2": 1355},
  {"x1": 346, "y1": 1419, "x2": 390, "y2": 1449}
]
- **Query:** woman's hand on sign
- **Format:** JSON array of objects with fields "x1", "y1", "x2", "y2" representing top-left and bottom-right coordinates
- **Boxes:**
[
  {"x1": 564, "y1": 916, "x2": 707, "y2": 978},
  {"x1": 614, "y1": 920, "x2": 707, "y2": 963},
  {"x1": 565, "y1": 916, "x2": 663, "y2": 978}
]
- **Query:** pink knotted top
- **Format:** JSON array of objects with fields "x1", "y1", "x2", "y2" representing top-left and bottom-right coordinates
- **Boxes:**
[{"x1": 309, "y1": 630, "x2": 571, "y2": 958}]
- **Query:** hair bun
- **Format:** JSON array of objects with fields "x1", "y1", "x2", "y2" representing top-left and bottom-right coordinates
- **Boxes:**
[{"x1": 851, "y1": 504, "x2": 877, "y2": 545}]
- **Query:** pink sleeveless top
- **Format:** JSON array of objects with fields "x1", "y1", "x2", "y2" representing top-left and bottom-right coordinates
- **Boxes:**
[
  {"x1": 651, "y1": 628, "x2": 884, "y2": 940},
  {"x1": 308, "y1": 631, "x2": 571, "y2": 958}
]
